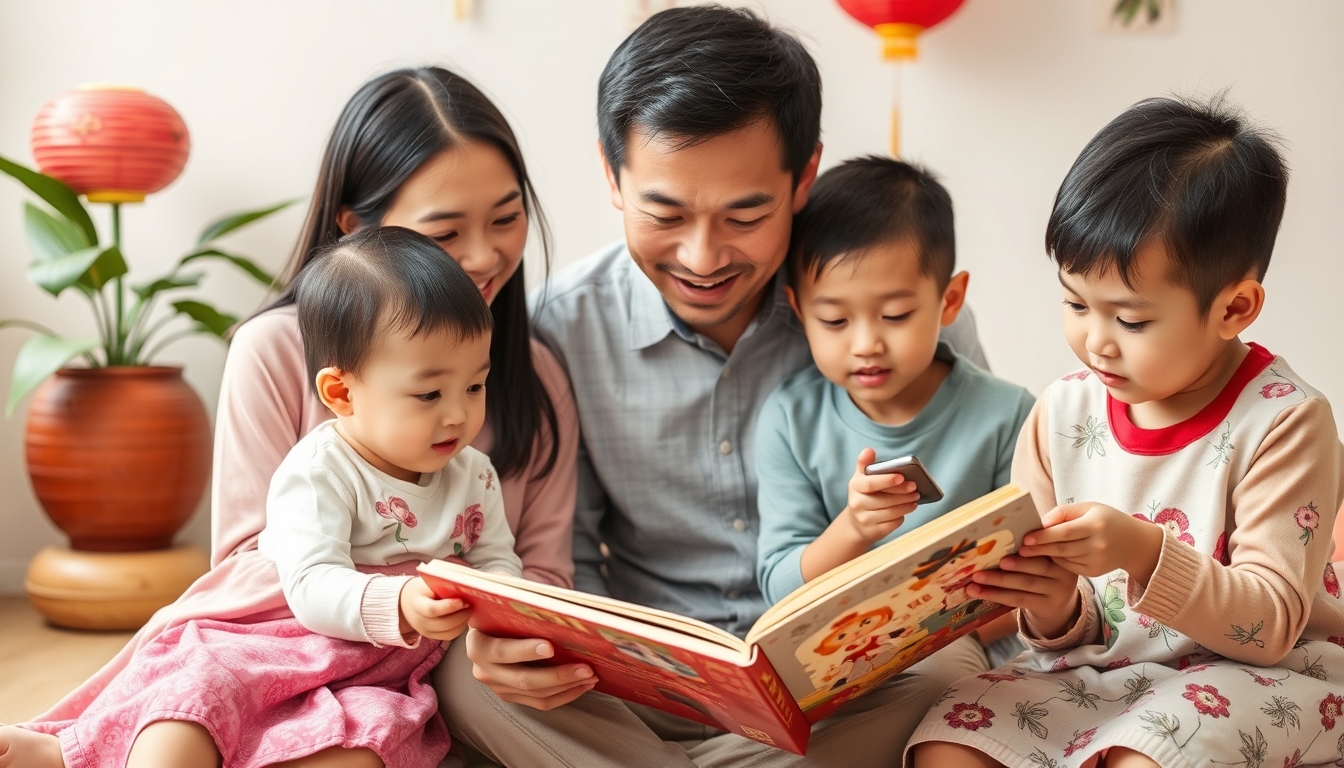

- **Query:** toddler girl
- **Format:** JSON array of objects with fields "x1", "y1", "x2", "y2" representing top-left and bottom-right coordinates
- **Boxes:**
[{"x1": 2, "y1": 226, "x2": 521, "y2": 768}]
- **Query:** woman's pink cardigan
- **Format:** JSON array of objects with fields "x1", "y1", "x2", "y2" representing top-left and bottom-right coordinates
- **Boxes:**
[{"x1": 36, "y1": 305, "x2": 577, "y2": 722}]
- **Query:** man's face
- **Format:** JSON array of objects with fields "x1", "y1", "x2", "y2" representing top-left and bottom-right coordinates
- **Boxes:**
[{"x1": 604, "y1": 120, "x2": 819, "y2": 345}]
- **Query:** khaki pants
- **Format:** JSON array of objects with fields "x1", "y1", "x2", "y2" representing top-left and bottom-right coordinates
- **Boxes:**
[{"x1": 434, "y1": 634, "x2": 988, "y2": 767}]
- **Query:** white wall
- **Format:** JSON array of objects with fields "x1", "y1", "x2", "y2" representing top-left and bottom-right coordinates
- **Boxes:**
[{"x1": 1, "y1": 0, "x2": 1340, "y2": 592}]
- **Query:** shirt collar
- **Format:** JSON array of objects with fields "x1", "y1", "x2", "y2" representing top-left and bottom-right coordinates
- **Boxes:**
[{"x1": 625, "y1": 265, "x2": 799, "y2": 352}]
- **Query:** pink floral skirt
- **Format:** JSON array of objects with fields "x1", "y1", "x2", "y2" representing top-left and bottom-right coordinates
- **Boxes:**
[{"x1": 26, "y1": 617, "x2": 448, "y2": 768}]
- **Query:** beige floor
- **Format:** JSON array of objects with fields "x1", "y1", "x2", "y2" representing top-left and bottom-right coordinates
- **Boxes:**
[{"x1": 0, "y1": 596, "x2": 134, "y2": 723}]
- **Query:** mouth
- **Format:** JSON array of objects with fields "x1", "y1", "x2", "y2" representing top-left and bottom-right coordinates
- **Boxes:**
[
  {"x1": 1090, "y1": 367, "x2": 1128, "y2": 386},
  {"x1": 670, "y1": 272, "x2": 740, "y2": 304},
  {"x1": 851, "y1": 366, "x2": 891, "y2": 388},
  {"x1": 431, "y1": 438, "x2": 459, "y2": 455},
  {"x1": 476, "y1": 277, "x2": 495, "y2": 303}
]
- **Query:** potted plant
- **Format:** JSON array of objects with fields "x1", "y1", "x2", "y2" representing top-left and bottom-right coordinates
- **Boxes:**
[{"x1": 1, "y1": 85, "x2": 294, "y2": 559}]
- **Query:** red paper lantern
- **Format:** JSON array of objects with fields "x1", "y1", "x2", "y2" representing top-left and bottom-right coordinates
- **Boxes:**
[
  {"x1": 30, "y1": 85, "x2": 190, "y2": 204},
  {"x1": 837, "y1": 0, "x2": 966, "y2": 60}
]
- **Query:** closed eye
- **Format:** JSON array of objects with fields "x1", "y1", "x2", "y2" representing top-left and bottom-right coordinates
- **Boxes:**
[
  {"x1": 882, "y1": 312, "x2": 914, "y2": 323},
  {"x1": 415, "y1": 391, "x2": 441, "y2": 402},
  {"x1": 1117, "y1": 318, "x2": 1150, "y2": 332},
  {"x1": 817, "y1": 318, "x2": 847, "y2": 328},
  {"x1": 494, "y1": 213, "x2": 522, "y2": 227},
  {"x1": 727, "y1": 216, "x2": 765, "y2": 229},
  {"x1": 431, "y1": 232, "x2": 458, "y2": 244},
  {"x1": 1063, "y1": 300, "x2": 1086, "y2": 313}
]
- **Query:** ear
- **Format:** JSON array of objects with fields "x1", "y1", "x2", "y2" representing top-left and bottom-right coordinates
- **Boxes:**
[
  {"x1": 315, "y1": 367, "x2": 355, "y2": 416},
  {"x1": 1213, "y1": 278, "x2": 1265, "y2": 339},
  {"x1": 785, "y1": 284, "x2": 803, "y2": 322},
  {"x1": 335, "y1": 207, "x2": 360, "y2": 236},
  {"x1": 790, "y1": 143, "x2": 824, "y2": 214},
  {"x1": 939, "y1": 271, "x2": 970, "y2": 327},
  {"x1": 599, "y1": 142, "x2": 624, "y2": 212}
]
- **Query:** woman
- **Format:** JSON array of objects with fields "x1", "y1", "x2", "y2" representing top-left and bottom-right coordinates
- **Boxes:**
[{"x1": 22, "y1": 67, "x2": 577, "y2": 768}]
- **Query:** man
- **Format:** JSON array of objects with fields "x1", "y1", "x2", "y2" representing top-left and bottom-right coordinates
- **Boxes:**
[{"x1": 436, "y1": 7, "x2": 990, "y2": 765}]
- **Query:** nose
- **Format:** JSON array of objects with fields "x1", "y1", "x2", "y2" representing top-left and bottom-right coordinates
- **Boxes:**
[
  {"x1": 851, "y1": 320, "x2": 884, "y2": 357},
  {"x1": 1084, "y1": 318, "x2": 1119, "y2": 359},
  {"x1": 449, "y1": 232, "x2": 497, "y2": 279},
  {"x1": 440, "y1": 396, "x2": 468, "y2": 427},
  {"x1": 676, "y1": 222, "x2": 731, "y2": 277}
]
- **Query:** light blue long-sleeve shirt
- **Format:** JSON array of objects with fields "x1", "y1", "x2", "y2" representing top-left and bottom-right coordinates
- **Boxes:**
[
  {"x1": 755, "y1": 343, "x2": 1034, "y2": 604},
  {"x1": 530, "y1": 241, "x2": 989, "y2": 637}
]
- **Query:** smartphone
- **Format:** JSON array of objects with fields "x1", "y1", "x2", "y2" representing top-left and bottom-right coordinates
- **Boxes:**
[{"x1": 863, "y1": 455, "x2": 944, "y2": 504}]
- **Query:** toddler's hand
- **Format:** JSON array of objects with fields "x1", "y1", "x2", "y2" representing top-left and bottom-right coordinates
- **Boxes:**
[
  {"x1": 1022, "y1": 502, "x2": 1164, "y2": 583},
  {"x1": 400, "y1": 576, "x2": 472, "y2": 642},
  {"x1": 842, "y1": 448, "x2": 920, "y2": 544},
  {"x1": 968, "y1": 552, "x2": 1080, "y2": 638}
]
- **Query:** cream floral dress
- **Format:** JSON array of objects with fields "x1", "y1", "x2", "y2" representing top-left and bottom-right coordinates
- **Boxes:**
[{"x1": 908, "y1": 345, "x2": 1344, "y2": 768}]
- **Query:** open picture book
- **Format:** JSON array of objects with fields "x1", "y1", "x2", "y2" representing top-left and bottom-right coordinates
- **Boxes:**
[{"x1": 419, "y1": 484, "x2": 1040, "y2": 755}]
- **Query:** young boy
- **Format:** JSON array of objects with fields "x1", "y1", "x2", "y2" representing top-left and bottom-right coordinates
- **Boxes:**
[
  {"x1": 754, "y1": 157, "x2": 1035, "y2": 664},
  {"x1": 909, "y1": 96, "x2": 1344, "y2": 768}
]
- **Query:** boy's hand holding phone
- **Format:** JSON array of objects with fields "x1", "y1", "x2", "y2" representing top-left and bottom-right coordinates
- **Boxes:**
[
  {"x1": 842, "y1": 447, "x2": 921, "y2": 543},
  {"x1": 400, "y1": 576, "x2": 472, "y2": 642}
]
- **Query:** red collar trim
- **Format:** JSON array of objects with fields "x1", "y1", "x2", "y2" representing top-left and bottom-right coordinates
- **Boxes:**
[{"x1": 1107, "y1": 343, "x2": 1274, "y2": 456}]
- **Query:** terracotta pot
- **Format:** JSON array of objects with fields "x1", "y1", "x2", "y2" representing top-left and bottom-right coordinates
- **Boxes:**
[{"x1": 24, "y1": 367, "x2": 211, "y2": 551}]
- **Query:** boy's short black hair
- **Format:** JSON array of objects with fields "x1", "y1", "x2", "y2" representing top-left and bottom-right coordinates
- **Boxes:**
[
  {"x1": 788, "y1": 156, "x2": 956, "y2": 290},
  {"x1": 1046, "y1": 94, "x2": 1288, "y2": 314},
  {"x1": 295, "y1": 226, "x2": 492, "y2": 390},
  {"x1": 597, "y1": 4, "x2": 822, "y2": 183}
]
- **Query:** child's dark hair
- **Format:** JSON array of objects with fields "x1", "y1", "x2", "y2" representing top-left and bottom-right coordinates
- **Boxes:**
[
  {"x1": 598, "y1": 4, "x2": 822, "y2": 184},
  {"x1": 788, "y1": 156, "x2": 955, "y2": 290},
  {"x1": 295, "y1": 227, "x2": 492, "y2": 389},
  {"x1": 1046, "y1": 94, "x2": 1288, "y2": 314}
]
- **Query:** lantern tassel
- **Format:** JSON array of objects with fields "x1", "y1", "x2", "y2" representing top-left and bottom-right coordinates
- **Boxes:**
[{"x1": 890, "y1": 61, "x2": 904, "y2": 158}]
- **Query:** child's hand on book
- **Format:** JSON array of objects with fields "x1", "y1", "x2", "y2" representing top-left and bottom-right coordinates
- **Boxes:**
[
  {"x1": 400, "y1": 576, "x2": 472, "y2": 642},
  {"x1": 842, "y1": 447, "x2": 921, "y2": 543},
  {"x1": 1022, "y1": 502, "x2": 1164, "y2": 587},
  {"x1": 968, "y1": 553, "x2": 1080, "y2": 638}
]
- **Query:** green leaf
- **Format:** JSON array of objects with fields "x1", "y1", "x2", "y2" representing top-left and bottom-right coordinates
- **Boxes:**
[
  {"x1": 179, "y1": 247, "x2": 278, "y2": 287},
  {"x1": 24, "y1": 202, "x2": 91, "y2": 261},
  {"x1": 6, "y1": 334, "x2": 100, "y2": 417},
  {"x1": 0, "y1": 154, "x2": 98, "y2": 245},
  {"x1": 171, "y1": 300, "x2": 237, "y2": 338},
  {"x1": 26, "y1": 245, "x2": 127, "y2": 296},
  {"x1": 195, "y1": 198, "x2": 300, "y2": 246},
  {"x1": 133, "y1": 272, "x2": 203, "y2": 300}
]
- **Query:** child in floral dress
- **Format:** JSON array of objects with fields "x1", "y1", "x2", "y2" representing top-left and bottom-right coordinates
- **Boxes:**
[
  {"x1": 2, "y1": 227, "x2": 522, "y2": 768},
  {"x1": 908, "y1": 96, "x2": 1344, "y2": 768}
]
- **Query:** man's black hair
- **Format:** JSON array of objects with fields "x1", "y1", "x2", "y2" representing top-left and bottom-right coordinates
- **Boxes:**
[
  {"x1": 597, "y1": 4, "x2": 822, "y2": 183},
  {"x1": 1046, "y1": 93, "x2": 1288, "y2": 314},
  {"x1": 788, "y1": 156, "x2": 956, "y2": 290},
  {"x1": 295, "y1": 226, "x2": 492, "y2": 390}
]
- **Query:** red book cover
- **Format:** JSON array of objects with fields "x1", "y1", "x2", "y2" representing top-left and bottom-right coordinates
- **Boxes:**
[{"x1": 421, "y1": 563, "x2": 812, "y2": 754}]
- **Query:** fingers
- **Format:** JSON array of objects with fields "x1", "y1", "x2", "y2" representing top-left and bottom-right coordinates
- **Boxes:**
[
  {"x1": 418, "y1": 606, "x2": 472, "y2": 641},
  {"x1": 1038, "y1": 502, "x2": 1090, "y2": 529},
  {"x1": 852, "y1": 472, "x2": 915, "y2": 496},
  {"x1": 464, "y1": 629, "x2": 596, "y2": 705},
  {"x1": 854, "y1": 447, "x2": 877, "y2": 473}
]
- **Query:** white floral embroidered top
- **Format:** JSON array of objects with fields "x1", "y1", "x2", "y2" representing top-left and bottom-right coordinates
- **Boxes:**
[
  {"x1": 1014, "y1": 343, "x2": 1344, "y2": 665},
  {"x1": 260, "y1": 420, "x2": 522, "y2": 648}
]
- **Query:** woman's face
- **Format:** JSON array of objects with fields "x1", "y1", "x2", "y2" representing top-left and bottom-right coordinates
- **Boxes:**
[{"x1": 377, "y1": 141, "x2": 528, "y2": 305}]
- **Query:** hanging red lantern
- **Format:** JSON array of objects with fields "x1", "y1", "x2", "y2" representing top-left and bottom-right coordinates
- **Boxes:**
[
  {"x1": 30, "y1": 85, "x2": 190, "y2": 204},
  {"x1": 835, "y1": 0, "x2": 967, "y2": 157},
  {"x1": 836, "y1": 0, "x2": 966, "y2": 61}
]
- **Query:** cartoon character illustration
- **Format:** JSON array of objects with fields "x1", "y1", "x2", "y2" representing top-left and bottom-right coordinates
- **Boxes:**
[
  {"x1": 795, "y1": 529, "x2": 1018, "y2": 695},
  {"x1": 811, "y1": 607, "x2": 909, "y2": 689},
  {"x1": 598, "y1": 628, "x2": 703, "y2": 680}
]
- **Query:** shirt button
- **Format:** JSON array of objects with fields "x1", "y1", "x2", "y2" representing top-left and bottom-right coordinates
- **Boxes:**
[
  {"x1": 727, "y1": 589, "x2": 741, "y2": 600},
  {"x1": 722, "y1": 366, "x2": 732, "y2": 379},
  {"x1": 732, "y1": 518, "x2": 746, "y2": 533},
  {"x1": 719, "y1": 440, "x2": 733, "y2": 455}
]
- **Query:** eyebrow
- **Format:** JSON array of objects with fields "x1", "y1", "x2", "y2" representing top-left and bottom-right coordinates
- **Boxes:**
[
  {"x1": 811, "y1": 289, "x2": 918, "y2": 306},
  {"x1": 416, "y1": 190, "x2": 522, "y2": 223},
  {"x1": 413, "y1": 360, "x2": 492, "y2": 380},
  {"x1": 1057, "y1": 272, "x2": 1153, "y2": 310},
  {"x1": 638, "y1": 190, "x2": 775, "y2": 210}
]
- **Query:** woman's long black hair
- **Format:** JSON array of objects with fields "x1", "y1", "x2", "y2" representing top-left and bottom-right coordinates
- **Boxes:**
[{"x1": 264, "y1": 67, "x2": 558, "y2": 479}]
